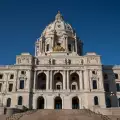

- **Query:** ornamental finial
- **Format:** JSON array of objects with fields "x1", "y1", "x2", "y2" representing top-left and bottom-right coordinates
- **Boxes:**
[{"x1": 55, "y1": 11, "x2": 63, "y2": 20}]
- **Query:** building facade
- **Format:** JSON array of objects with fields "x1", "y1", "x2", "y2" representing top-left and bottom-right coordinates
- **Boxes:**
[{"x1": 0, "y1": 11, "x2": 120, "y2": 109}]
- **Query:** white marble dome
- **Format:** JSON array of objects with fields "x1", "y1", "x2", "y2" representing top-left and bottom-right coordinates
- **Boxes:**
[{"x1": 41, "y1": 11, "x2": 76, "y2": 38}]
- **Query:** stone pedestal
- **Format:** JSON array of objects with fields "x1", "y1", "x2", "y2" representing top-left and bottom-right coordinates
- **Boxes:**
[
  {"x1": 6, "y1": 108, "x2": 14, "y2": 116},
  {"x1": 0, "y1": 107, "x2": 5, "y2": 115}
]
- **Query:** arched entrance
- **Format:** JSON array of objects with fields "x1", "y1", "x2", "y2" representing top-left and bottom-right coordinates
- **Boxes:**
[
  {"x1": 54, "y1": 96, "x2": 62, "y2": 109},
  {"x1": 37, "y1": 97, "x2": 44, "y2": 109},
  {"x1": 94, "y1": 96, "x2": 99, "y2": 105},
  {"x1": 37, "y1": 73, "x2": 46, "y2": 90},
  {"x1": 54, "y1": 73, "x2": 63, "y2": 90},
  {"x1": 72, "y1": 97, "x2": 79, "y2": 109}
]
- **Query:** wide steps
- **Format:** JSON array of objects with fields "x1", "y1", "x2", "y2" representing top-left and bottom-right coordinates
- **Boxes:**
[{"x1": 19, "y1": 110, "x2": 103, "y2": 120}]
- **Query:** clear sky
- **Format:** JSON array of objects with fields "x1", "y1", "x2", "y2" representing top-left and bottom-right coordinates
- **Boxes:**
[{"x1": 0, "y1": 0, "x2": 120, "y2": 65}]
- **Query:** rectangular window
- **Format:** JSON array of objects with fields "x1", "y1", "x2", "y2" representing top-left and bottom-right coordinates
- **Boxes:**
[
  {"x1": 20, "y1": 80, "x2": 24, "y2": 89},
  {"x1": 10, "y1": 74, "x2": 14, "y2": 79},
  {"x1": 9, "y1": 84, "x2": 13, "y2": 92},
  {"x1": 68, "y1": 44, "x2": 71, "y2": 51},
  {"x1": 93, "y1": 80, "x2": 97, "y2": 89},
  {"x1": 116, "y1": 83, "x2": 120, "y2": 92},
  {"x1": 0, "y1": 74, "x2": 3, "y2": 79},
  {"x1": 104, "y1": 83, "x2": 109, "y2": 92},
  {"x1": 0, "y1": 83, "x2": 2, "y2": 92},
  {"x1": 46, "y1": 44, "x2": 49, "y2": 51}
]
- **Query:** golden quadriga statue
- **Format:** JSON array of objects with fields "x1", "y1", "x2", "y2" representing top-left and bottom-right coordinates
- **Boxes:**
[{"x1": 53, "y1": 45, "x2": 65, "y2": 52}]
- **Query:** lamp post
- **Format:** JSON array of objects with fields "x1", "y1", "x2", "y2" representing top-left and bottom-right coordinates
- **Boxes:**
[{"x1": 110, "y1": 92, "x2": 115, "y2": 108}]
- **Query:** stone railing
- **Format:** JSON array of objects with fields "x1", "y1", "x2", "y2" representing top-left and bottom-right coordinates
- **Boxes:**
[
  {"x1": 83, "y1": 108, "x2": 111, "y2": 120},
  {"x1": 6, "y1": 109, "x2": 37, "y2": 120}
]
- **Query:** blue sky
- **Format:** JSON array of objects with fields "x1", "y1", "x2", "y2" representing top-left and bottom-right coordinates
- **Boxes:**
[{"x1": 0, "y1": 0, "x2": 120, "y2": 65}]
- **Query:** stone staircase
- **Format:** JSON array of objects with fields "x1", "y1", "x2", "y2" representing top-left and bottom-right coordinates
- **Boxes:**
[{"x1": 4, "y1": 109, "x2": 112, "y2": 120}]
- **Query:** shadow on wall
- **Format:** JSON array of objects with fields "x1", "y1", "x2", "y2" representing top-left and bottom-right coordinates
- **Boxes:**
[{"x1": 103, "y1": 66, "x2": 118, "y2": 108}]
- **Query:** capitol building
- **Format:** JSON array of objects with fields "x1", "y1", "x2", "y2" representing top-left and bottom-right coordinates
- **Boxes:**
[{"x1": 0, "y1": 11, "x2": 120, "y2": 110}]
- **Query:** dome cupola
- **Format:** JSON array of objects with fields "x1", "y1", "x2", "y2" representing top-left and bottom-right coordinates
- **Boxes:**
[{"x1": 35, "y1": 11, "x2": 83, "y2": 56}]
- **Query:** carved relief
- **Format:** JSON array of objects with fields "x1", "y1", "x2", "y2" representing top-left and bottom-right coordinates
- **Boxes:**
[
  {"x1": 87, "y1": 57, "x2": 98, "y2": 64},
  {"x1": 17, "y1": 56, "x2": 32, "y2": 64}
]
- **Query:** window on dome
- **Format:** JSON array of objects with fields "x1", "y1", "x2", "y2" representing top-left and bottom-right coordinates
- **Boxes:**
[
  {"x1": 46, "y1": 44, "x2": 49, "y2": 51},
  {"x1": 72, "y1": 85, "x2": 76, "y2": 90},
  {"x1": 68, "y1": 44, "x2": 72, "y2": 51},
  {"x1": 57, "y1": 85, "x2": 60, "y2": 90},
  {"x1": 57, "y1": 43, "x2": 61, "y2": 46}
]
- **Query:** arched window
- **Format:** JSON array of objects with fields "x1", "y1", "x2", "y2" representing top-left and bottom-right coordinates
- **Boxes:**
[
  {"x1": 70, "y1": 73, "x2": 79, "y2": 90},
  {"x1": 18, "y1": 96, "x2": 23, "y2": 105},
  {"x1": 94, "y1": 96, "x2": 99, "y2": 105},
  {"x1": 54, "y1": 73, "x2": 63, "y2": 90},
  {"x1": 37, "y1": 73, "x2": 46, "y2": 90},
  {"x1": 93, "y1": 80, "x2": 97, "y2": 89},
  {"x1": 7, "y1": 98, "x2": 11, "y2": 107}
]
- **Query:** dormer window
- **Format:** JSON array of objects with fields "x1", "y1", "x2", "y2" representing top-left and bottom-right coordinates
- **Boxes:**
[{"x1": 46, "y1": 44, "x2": 49, "y2": 51}]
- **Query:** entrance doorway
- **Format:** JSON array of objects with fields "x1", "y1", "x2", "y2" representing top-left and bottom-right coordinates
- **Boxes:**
[
  {"x1": 72, "y1": 97, "x2": 79, "y2": 109},
  {"x1": 54, "y1": 96, "x2": 62, "y2": 109},
  {"x1": 37, "y1": 97, "x2": 44, "y2": 109}
]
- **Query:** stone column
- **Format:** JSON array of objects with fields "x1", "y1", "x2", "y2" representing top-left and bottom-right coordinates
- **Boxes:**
[
  {"x1": 33, "y1": 71, "x2": 37, "y2": 90},
  {"x1": 99, "y1": 70, "x2": 104, "y2": 90},
  {"x1": 79, "y1": 71, "x2": 83, "y2": 90},
  {"x1": 39, "y1": 41, "x2": 41, "y2": 53},
  {"x1": 46, "y1": 71, "x2": 49, "y2": 90},
  {"x1": 50, "y1": 71, "x2": 53, "y2": 90},
  {"x1": 75, "y1": 39, "x2": 77, "y2": 53},
  {"x1": 84, "y1": 69, "x2": 89, "y2": 90},
  {"x1": 82, "y1": 71, "x2": 84, "y2": 89},
  {"x1": 66, "y1": 38, "x2": 68, "y2": 52},
  {"x1": 14, "y1": 70, "x2": 18, "y2": 91},
  {"x1": 35, "y1": 45, "x2": 37, "y2": 56},
  {"x1": 63, "y1": 71, "x2": 66, "y2": 90},
  {"x1": 67, "y1": 70, "x2": 69, "y2": 90}
]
